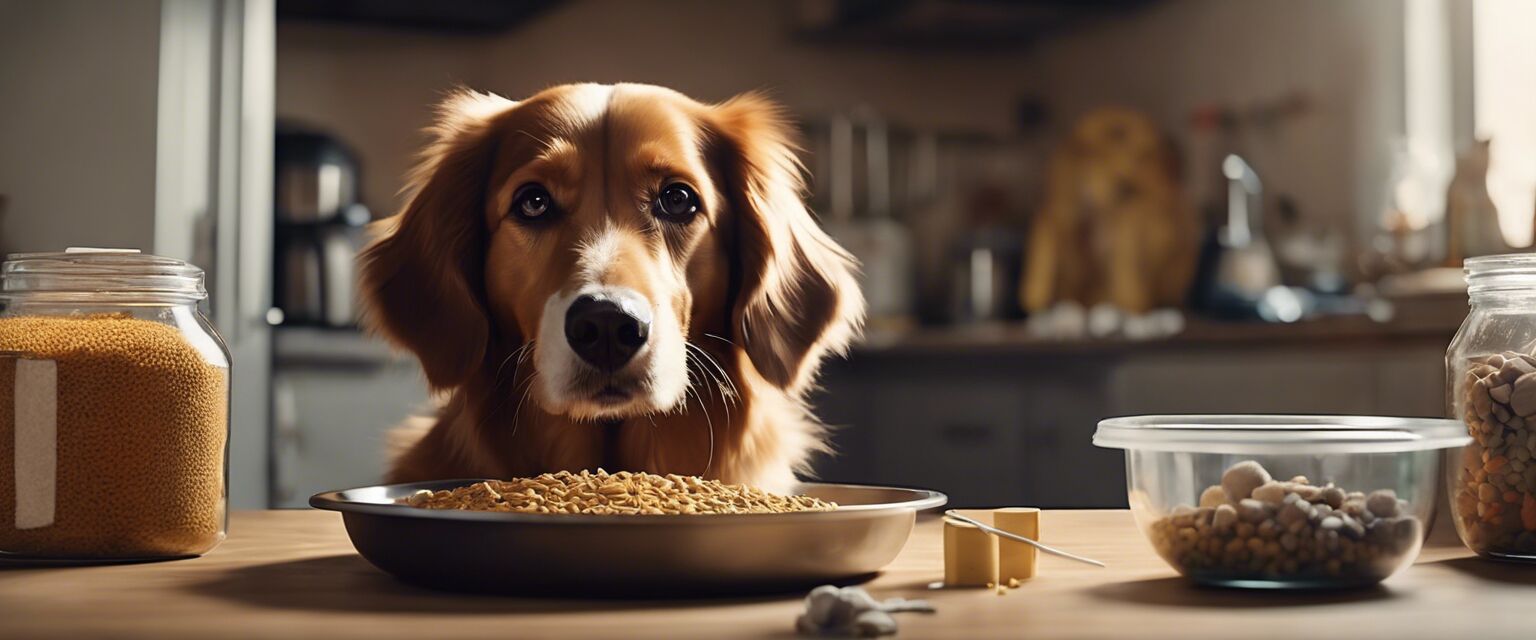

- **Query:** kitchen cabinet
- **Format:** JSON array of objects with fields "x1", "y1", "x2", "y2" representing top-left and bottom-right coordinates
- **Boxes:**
[
  {"x1": 816, "y1": 359, "x2": 1123, "y2": 509},
  {"x1": 271, "y1": 328, "x2": 429, "y2": 507},
  {"x1": 275, "y1": 321, "x2": 1452, "y2": 511},
  {"x1": 815, "y1": 324, "x2": 1453, "y2": 508},
  {"x1": 865, "y1": 378, "x2": 1030, "y2": 507}
]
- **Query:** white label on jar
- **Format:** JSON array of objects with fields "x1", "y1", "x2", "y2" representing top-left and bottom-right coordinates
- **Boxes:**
[{"x1": 14, "y1": 358, "x2": 57, "y2": 530}]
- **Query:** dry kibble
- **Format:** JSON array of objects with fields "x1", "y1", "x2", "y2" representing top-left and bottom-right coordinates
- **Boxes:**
[
  {"x1": 1455, "y1": 353, "x2": 1536, "y2": 557},
  {"x1": 1251, "y1": 481, "x2": 1287, "y2": 504},
  {"x1": 1512, "y1": 374, "x2": 1536, "y2": 417},
  {"x1": 1237, "y1": 499, "x2": 1268, "y2": 524},
  {"x1": 1508, "y1": 356, "x2": 1536, "y2": 381},
  {"x1": 1148, "y1": 460, "x2": 1422, "y2": 585},
  {"x1": 1199, "y1": 485, "x2": 1228, "y2": 508},
  {"x1": 402, "y1": 470, "x2": 835, "y2": 515},
  {"x1": 1366, "y1": 490, "x2": 1400, "y2": 518},
  {"x1": 1320, "y1": 487, "x2": 1346, "y2": 509},
  {"x1": 1221, "y1": 461, "x2": 1272, "y2": 501},
  {"x1": 1290, "y1": 484, "x2": 1323, "y2": 502},
  {"x1": 1235, "y1": 521, "x2": 1255, "y2": 539},
  {"x1": 1341, "y1": 499, "x2": 1368, "y2": 519},
  {"x1": 1277, "y1": 499, "x2": 1311, "y2": 528},
  {"x1": 0, "y1": 315, "x2": 228, "y2": 558},
  {"x1": 1212, "y1": 504, "x2": 1238, "y2": 530},
  {"x1": 1338, "y1": 514, "x2": 1366, "y2": 539}
]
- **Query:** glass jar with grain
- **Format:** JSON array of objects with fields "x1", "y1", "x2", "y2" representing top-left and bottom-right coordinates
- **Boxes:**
[
  {"x1": 0, "y1": 249, "x2": 229, "y2": 560},
  {"x1": 1448, "y1": 254, "x2": 1536, "y2": 561}
]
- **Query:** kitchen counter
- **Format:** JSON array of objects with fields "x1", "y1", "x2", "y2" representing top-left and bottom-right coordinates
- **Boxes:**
[
  {"x1": 856, "y1": 313, "x2": 1457, "y2": 359},
  {"x1": 0, "y1": 510, "x2": 1523, "y2": 639}
]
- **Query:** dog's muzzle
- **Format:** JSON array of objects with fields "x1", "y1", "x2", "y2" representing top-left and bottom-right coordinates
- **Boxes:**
[{"x1": 563, "y1": 291, "x2": 651, "y2": 372}]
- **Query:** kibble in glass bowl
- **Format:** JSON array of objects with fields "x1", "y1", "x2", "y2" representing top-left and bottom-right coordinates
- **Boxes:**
[{"x1": 1094, "y1": 415, "x2": 1468, "y2": 589}]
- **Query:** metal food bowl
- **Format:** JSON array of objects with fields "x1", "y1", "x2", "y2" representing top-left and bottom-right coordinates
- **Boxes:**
[{"x1": 310, "y1": 480, "x2": 946, "y2": 597}]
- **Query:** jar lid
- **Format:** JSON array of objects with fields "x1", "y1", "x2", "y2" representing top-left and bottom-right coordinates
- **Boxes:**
[
  {"x1": 0, "y1": 249, "x2": 206, "y2": 303},
  {"x1": 1465, "y1": 253, "x2": 1536, "y2": 295},
  {"x1": 1093, "y1": 415, "x2": 1470, "y2": 454}
]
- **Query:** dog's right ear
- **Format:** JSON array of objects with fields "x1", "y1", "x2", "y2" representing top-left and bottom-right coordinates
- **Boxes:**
[{"x1": 358, "y1": 89, "x2": 516, "y2": 390}]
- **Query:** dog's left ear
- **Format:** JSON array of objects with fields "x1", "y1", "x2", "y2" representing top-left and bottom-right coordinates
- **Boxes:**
[{"x1": 710, "y1": 93, "x2": 865, "y2": 393}]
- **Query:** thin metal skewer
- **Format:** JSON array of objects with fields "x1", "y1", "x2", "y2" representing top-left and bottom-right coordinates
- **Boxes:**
[{"x1": 943, "y1": 510, "x2": 1106, "y2": 569}]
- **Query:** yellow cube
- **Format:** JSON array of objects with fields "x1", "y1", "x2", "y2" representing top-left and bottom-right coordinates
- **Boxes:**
[
  {"x1": 995, "y1": 507, "x2": 1041, "y2": 582},
  {"x1": 943, "y1": 518, "x2": 998, "y2": 587}
]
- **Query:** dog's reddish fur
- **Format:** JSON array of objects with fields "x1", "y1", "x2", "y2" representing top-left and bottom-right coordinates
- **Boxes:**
[{"x1": 359, "y1": 84, "x2": 864, "y2": 493}]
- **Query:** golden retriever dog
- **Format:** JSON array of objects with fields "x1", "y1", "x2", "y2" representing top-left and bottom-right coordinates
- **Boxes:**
[
  {"x1": 1022, "y1": 107, "x2": 1194, "y2": 315},
  {"x1": 360, "y1": 84, "x2": 864, "y2": 493}
]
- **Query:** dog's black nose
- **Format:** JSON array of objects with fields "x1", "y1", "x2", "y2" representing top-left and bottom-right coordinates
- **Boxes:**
[{"x1": 564, "y1": 294, "x2": 650, "y2": 372}]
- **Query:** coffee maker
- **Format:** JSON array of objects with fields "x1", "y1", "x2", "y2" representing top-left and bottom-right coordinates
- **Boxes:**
[{"x1": 272, "y1": 124, "x2": 369, "y2": 328}]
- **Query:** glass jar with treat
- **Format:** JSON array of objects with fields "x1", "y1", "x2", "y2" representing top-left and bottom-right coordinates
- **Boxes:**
[{"x1": 1448, "y1": 254, "x2": 1536, "y2": 561}]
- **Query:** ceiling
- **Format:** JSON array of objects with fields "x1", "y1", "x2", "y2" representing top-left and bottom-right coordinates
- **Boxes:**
[
  {"x1": 276, "y1": 0, "x2": 561, "y2": 34},
  {"x1": 276, "y1": 0, "x2": 1156, "y2": 48},
  {"x1": 788, "y1": 0, "x2": 1159, "y2": 49}
]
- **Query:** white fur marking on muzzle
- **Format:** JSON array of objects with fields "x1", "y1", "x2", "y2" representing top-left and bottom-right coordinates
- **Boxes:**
[{"x1": 576, "y1": 224, "x2": 625, "y2": 284}]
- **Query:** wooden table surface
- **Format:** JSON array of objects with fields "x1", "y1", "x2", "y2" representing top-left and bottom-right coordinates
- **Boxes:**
[{"x1": 0, "y1": 510, "x2": 1530, "y2": 639}]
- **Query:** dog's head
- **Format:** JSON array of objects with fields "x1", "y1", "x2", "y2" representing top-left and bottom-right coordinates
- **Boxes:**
[
  {"x1": 1055, "y1": 107, "x2": 1176, "y2": 210},
  {"x1": 361, "y1": 84, "x2": 862, "y2": 423}
]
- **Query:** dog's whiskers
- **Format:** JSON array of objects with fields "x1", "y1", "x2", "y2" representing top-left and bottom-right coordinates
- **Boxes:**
[
  {"x1": 702, "y1": 332, "x2": 737, "y2": 347},
  {"x1": 509, "y1": 369, "x2": 540, "y2": 443},
  {"x1": 685, "y1": 344, "x2": 737, "y2": 438},
  {"x1": 491, "y1": 342, "x2": 529, "y2": 387},
  {"x1": 681, "y1": 370, "x2": 715, "y2": 478},
  {"x1": 477, "y1": 342, "x2": 536, "y2": 431},
  {"x1": 685, "y1": 342, "x2": 737, "y2": 405},
  {"x1": 687, "y1": 342, "x2": 738, "y2": 401}
]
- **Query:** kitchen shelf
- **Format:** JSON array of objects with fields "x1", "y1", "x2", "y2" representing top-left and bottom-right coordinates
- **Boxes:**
[
  {"x1": 272, "y1": 325, "x2": 406, "y2": 368},
  {"x1": 855, "y1": 312, "x2": 1459, "y2": 359}
]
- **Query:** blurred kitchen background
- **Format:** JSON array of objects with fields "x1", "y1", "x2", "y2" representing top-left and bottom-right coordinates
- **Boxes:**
[{"x1": 2, "y1": 0, "x2": 1534, "y2": 509}]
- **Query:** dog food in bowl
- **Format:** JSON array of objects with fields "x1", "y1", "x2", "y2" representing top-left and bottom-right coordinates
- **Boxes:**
[
  {"x1": 400, "y1": 470, "x2": 837, "y2": 515},
  {"x1": 1146, "y1": 461, "x2": 1422, "y2": 586},
  {"x1": 1095, "y1": 415, "x2": 1468, "y2": 588}
]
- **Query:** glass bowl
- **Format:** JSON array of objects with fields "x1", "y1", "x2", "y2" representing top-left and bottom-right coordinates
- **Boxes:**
[{"x1": 1094, "y1": 415, "x2": 1469, "y2": 589}]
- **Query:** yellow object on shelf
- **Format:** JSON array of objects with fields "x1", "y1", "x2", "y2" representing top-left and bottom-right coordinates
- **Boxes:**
[
  {"x1": 995, "y1": 507, "x2": 1041, "y2": 582},
  {"x1": 943, "y1": 519, "x2": 997, "y2": 587}
]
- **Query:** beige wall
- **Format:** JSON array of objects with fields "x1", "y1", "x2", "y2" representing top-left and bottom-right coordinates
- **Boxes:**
[
  {"x1": 276, "y1": 0, "x2": 1040, "y2": 216},
  {"x1": 473, "y1": 2, "x2": 1035, "y2": 132},
  {"x1": 0, "y1": 0, "x2": 163, "y2": 254},
  {"x1": 1023, "y1": 0, "x2": 1405, "y2": 247},
  {"x1": 276, "y1": 24, "x2": 489, "y2": 219},
  {"x1": 276, "y1": 0, "x2": 1407, "y2": 248}
]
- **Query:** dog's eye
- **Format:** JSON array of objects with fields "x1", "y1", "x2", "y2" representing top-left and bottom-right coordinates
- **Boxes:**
[
  {"x1": 653, "y1": 183, "x2": 700, "y2": 222},
  {"x1": 511, "y1": 184, "x2": 555, "y2": 221}
]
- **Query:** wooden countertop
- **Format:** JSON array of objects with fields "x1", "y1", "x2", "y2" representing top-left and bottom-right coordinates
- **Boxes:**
[{"x1": 0, "y1": 510, "x2": 1525, "y2": 639}]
